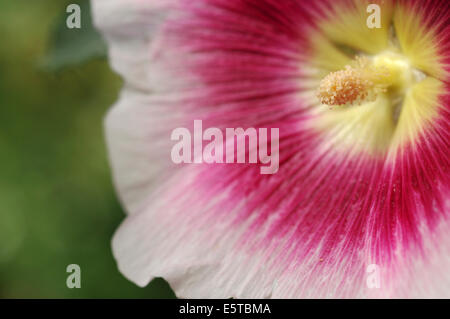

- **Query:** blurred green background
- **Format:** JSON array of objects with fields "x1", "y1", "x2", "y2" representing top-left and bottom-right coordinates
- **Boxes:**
[{"x1": 0, "y1": 0, "x2": 175, "y2": 298}]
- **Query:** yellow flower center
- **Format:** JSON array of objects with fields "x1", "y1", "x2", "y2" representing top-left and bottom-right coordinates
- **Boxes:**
[
  {"x1": 317, "y1": 52, "x2": 425, "y2": 107},
  {"x1": 307, "y1": 1, "x2": 447, "y2": 157}
]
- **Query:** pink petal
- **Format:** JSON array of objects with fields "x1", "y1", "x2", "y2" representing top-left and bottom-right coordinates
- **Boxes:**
[{"x1": 95, "y1": 0, "x2": 450, "y2": 297}]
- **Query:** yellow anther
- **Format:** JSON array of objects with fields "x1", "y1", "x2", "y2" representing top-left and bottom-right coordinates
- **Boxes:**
[{"x1": 317, "y1": 56, "x2": 390, "y2": 106}]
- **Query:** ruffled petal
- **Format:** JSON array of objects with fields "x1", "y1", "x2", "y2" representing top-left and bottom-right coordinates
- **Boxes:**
[
  {"x1": 91, "y1": 0, "x2": 177, "y2": 91},
  {"x1": 93, "y1": 0, "x2": 188, "y2": 213}
]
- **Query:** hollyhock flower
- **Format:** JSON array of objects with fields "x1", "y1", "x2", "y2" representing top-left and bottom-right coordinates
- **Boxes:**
[{"x1": 92, "y1": 0, "x2": 450, "y2": 298}]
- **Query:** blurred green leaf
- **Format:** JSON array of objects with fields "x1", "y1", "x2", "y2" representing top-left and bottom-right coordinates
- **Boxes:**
[
  {"x1": 0, "y1": 0, "x2": 176, "y2": 298},
  {"x1": 41, "y1": 0, "x2": 106, "y2": 71}
]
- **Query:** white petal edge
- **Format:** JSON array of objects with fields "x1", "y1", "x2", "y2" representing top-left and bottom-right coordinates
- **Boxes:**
[
  {"x1": 104, "y1": 89, "x2": 186, "y2": 214},
  {"x1": 91, "y1": 0, "x2": 178, "y2": 91}
]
